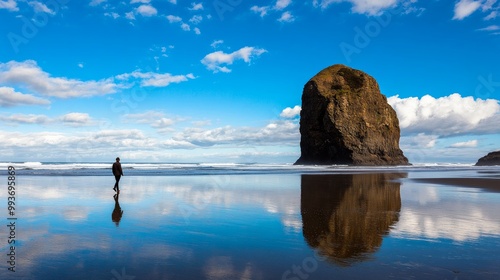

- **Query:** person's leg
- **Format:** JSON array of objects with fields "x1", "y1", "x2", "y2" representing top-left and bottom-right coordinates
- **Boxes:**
[
  {"x1": 114, "y1": 175, "x2": 120, "y2": 190},
  {"x1": 115, "y1": 175, "x2": 121, "y2": 191}
]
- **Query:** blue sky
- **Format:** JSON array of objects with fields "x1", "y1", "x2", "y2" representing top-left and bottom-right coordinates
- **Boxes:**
[{"x1": 0, "y1": 0, "x2": 499, "y2": 163}]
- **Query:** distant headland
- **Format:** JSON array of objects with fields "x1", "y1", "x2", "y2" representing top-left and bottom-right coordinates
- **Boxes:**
[{"x1": 475, "y1": 151, "x2": 500, "y2": 166}]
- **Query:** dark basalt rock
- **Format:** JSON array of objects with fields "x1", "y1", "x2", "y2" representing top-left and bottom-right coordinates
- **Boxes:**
[
  {"x1": 475, "y1": 151, "x2": 500, "y2": 166},
  {"x1": 295, "y1": 64, "x2": 409, "y2": 166}
]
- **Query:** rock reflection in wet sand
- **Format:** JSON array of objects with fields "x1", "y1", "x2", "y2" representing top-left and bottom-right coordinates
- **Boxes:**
[{"x1": 301, "y1": 173, "x2": 406, "y2": 266}]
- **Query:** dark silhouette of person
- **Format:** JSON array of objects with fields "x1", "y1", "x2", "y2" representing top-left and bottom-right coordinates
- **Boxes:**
[
  {"x1": 112, "y1": 193, "x2": 123, "y2": 227},
  {"x1": 112, "y1": 157, "x2": 123, "y2": 192}
]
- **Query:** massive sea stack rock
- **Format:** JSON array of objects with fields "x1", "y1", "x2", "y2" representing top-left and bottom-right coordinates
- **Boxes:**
[
  {"x1": 475, "y1": 151, "x2": 500, "y2": 166},
  {"x1": 295, "y1": 64, "x2": 409, "y2": 165}
]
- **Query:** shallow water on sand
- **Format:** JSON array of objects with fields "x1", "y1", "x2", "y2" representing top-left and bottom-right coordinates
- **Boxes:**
[{"x1": 1, "y1": 170, "x2": 500, "y2": 279}]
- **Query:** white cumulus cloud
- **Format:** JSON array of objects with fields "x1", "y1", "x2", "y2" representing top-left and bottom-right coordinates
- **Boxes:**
[
  {"x1": 278, "y1": 11, "x2": 295, "y2": 22},
  {"x1": 60, "y1": 113, "x2": 92, "y2": 125},
  {"x1": 201, "y1": 47, "x2": 267, "y2": 73},
  {"x1": 181, "y1": 22, "x2": 190, "y2": 31},
  {"x1": 275, "y1": 0, "x2": 292, "y2": 10},
  {"x1": 0, "y1": 0, "x2": 19, "y2": 11},
  {"x1": 388, "y1": 93, "x2": 500, "y2": 136},
  {"x1": 135, "y1": 4, "x2": 157, "y2": 16},
  {"x1": 280, "y1": 105, "x2": 301, "y2": 118}
]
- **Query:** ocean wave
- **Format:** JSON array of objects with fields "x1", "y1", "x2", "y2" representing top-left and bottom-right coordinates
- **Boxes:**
[{"x1": 0, "y1": 161, "x2": 488, "y2": 176}]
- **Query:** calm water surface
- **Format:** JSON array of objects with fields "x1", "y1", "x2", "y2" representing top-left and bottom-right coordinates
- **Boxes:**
[{"x1": 1, "y1": 170, "x2": 500, "y2": 279}]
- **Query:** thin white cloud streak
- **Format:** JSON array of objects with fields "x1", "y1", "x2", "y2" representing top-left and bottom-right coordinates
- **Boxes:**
[
  {"x1": 388, "y1": 93, "x2": 500, "y2": 137},
  {"x1": 0, "y1": 113, "x2": 93, "y2": 126},
  {"x1": 89, "y1": 0, "x2": 106, "y2": 6},
  {"x1": 452, "y1": 0, "x2": 499, "y2": 20},
  {"x1": 453, "y1": 0, "x2": 482, "y2": 20},
  {"x1": 28, "y1": 1, "x2": 55, "y2": 14},
  {"x1": 210, "y1": 40, "x2": 224, "y2": 48},
  {"x1": 477, "y1": 24, "x2": 500, "y2": 31},
  {"x1": 116, "y1": 71, "x2": 195, "y2": 87},
  {"x1": 484, "y1": 10, "x2": 498, "y2": 20},
  {"x1": 0, "y1": 114, "x2": 50, "y2": 125},
  {"x1": 449, "y1": 140, "x2": 478, "y2": 148},
  {"x1": 0, "y1": 86, "x2": 50, "y2": 107},
  {"x1": 0, "y1": 60, "x2": 196, "y2": 102},
  {"x1": 201, "y1": 47, "x2": 267, "y2": 73},
  {"x1": 166, "y1": 15, "x2": 182, "y2": 23},
  {"x1": 0, "y1": 60, "x2": 117, "y2": 98}
]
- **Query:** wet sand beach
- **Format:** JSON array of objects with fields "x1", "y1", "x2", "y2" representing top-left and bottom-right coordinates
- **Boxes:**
[
  {"x1": 413, "y1": 177, "x2": 500, "y2": 192},
  {"x1": 1, "y1": 166, "x2": 500, "y2": 279}
]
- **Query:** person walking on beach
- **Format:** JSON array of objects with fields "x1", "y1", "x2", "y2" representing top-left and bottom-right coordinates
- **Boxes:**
[{"x1": 112, "y1": 157, "x2": 123, "y2": 192}]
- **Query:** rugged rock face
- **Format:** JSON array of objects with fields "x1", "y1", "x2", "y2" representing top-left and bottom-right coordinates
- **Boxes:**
[
  {"x1": 475, "y1": 151, "x2": 500, "y2": 166},
  {"x1": 295, "y1": 64, "x2": 409, "y2": 165}
]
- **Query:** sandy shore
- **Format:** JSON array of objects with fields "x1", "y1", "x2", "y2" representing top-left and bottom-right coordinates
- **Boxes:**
[{"x1": 413, "y1": 177, "x2": 500, "y2": 193}]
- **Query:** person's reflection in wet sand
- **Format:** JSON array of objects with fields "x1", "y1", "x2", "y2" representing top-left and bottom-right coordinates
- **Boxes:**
[
  {"x1": 301, "y1": 173, "x2": 406, "y2": 266},
  {"x1": 112, "y1": 193, "x2": 123, "y2": 227}
]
